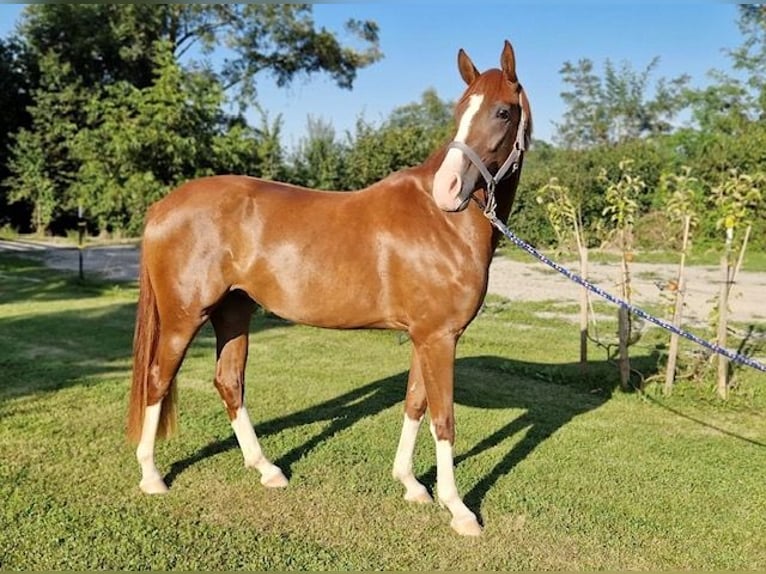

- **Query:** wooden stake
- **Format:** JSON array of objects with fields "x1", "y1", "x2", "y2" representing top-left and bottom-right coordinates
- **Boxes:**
[
  {"x1": 732, "y1": 224, "x2": 751, "y2": 284},
  {"x1": 579, "y1": 246, "x2": 589, "y2": 375},
  {"x1": 664, "y1": 215, "x2": 690, "y2": 396}
]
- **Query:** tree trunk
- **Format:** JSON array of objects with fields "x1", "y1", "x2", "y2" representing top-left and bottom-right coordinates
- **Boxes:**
[
  {"x1": 618, "y1": 229, "x2": 631, "y2": 391},
  {"x1": 579, "y1": 245, "x2": 589, "y2": 375},
  {"x1": 618, "y1": 306, "x2": 631, "y2": 390},
  {"x1": 716, "y1": 229, "x2": 733, "y2": 400},
  {"x1": 664, "y1": 215, "x2": 690, "y2": 396}
]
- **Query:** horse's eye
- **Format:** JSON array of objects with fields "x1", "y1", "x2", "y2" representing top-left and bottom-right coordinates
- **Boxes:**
[{"x1": 496, "y1": 108, "x2": 511, "y2": 121}]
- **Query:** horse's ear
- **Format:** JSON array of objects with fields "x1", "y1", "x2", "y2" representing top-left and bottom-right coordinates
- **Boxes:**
[
  {"x1": 501, "y1": 40, "x2": 518, "y2": 84},
  {"x1": 458, "y1": 48, "x2": 480, "y2": 85}
]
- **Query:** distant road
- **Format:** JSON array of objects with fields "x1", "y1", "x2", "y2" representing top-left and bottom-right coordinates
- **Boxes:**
[{"x1": 0, "y1": 239, "x2": 140, "y2": 281}]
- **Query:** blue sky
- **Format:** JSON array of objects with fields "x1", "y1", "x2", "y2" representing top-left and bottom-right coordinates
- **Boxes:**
[{"x1": 0, "y1": 3, "x2": 746, "y2": 148}]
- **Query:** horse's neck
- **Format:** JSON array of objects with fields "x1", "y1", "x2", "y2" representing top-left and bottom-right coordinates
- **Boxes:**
[
  {"x1": 454, "y1": 173, "x2": 520, "y2": 257},
  {"x1": 413, "y1": 148, "x2": 522, "y2": 266}
]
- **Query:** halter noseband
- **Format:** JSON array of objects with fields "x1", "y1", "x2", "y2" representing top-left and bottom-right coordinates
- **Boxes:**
[{"x1": 446, "y1": 90, "x2": 528, "y2": 220}]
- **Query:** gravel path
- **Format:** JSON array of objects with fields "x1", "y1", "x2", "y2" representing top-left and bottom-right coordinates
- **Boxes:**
[
  {"x1": 2, "y1": 239, "x2": 765, "y2": 325},
  {"x1": 487, "y1": 256, "x2": 766, "y2": 325}
]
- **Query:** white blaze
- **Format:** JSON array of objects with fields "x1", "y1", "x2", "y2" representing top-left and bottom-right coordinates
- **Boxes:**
[
  {"x1": 455, "y1": 94, "x2": 484, "y2": 143},
  {"x1": 433, "y1": 94, "x2": 484, "y2": 211}
]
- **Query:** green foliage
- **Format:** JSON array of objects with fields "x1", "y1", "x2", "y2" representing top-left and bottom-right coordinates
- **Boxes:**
[
  {"x1": 0, "y1": 36, "x2": 35, "y2": 230},
  {"x1": 600, "y1": 159, "x2": 643, "y2": 239},
  {"x1": 711, "y1": 168, "x2": 764, "y2": 233},
  {"x1": 6, "y1": 51, "x2": 86, "y2": 233},
  {"x1": 4, "y1": 4, "x2": 382, "y2": 235},
  {"x1": 5, "y1": 130, "x2": 56, "y2": 233},
  {"x1": 728, "y1": 4, "x2": 766, "y2": 117},
  {"x1": 556, "y1": 57, "x2": 689, "y2": 149},
  {"x1": 661, "y1": 166, "x2": 702, "y2": 228},
  {"x1": 683, "y1": 71, "x2": 752, "y2": 135},
  {"x1": 350, "y1": 89, "x2": 452, "y2": 188},
  {"x1": 535, "y1": 177, "x2": 582, "y2": 250},
  {"x1": 289, "y1": 116, "x2": 346, "y2": 190},
  {"x1": 251, "y1": 107, "x2": 287, "y2": 182},
  {"x1": 20, "y1": 4, "x2": 382, "y2": 103},
  {"x1": 282, "y1": 88, "x2": 453, "y2": 191}
]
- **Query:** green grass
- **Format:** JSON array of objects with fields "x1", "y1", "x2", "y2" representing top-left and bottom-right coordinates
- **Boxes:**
[
  {"x1": 1, "y1": 254, "x2": 765, "y2": 570},
  {"x1": 497, "y1": 242, "x2": 766, "y2": 271}
]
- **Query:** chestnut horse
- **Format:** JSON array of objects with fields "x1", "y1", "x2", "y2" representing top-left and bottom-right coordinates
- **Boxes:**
[{"x1": 128, "y1": 40, "x2": 531, "y2": 536}]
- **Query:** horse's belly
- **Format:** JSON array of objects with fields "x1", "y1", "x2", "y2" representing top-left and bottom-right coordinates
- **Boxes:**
[{"x1": 237, "y1": 266, "x2": 401, "y2": 330}]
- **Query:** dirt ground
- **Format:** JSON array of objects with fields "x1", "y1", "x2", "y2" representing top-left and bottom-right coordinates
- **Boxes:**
[
  {"x1": 2, "y1": 238, "x2": 765, "y2": 326},
  {"x1": 487, "y1": 256, "x2": 766, "y2": 326}
]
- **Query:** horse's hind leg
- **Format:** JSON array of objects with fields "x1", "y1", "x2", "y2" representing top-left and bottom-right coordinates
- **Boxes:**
[
  {"x1": 210, "y1": 291, "x2": 287, "y2": 488},
  {"x1": 137, "y1": 320, "x2": 200, "y2": 494},
  {"x1": 392, "y1": 346, "x2": 433, "y2": 503}
]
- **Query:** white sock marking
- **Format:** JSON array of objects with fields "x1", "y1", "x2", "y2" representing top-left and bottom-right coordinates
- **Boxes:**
[
  {"x1": 392, "y1": 414, "x2": 430, "y2": 501},
  {"x1": 230, "y1": 406, "x2": 285, "y2": 485},
  {"x1": 430, "y1": 422, "x2": 476, "y2": 523},
  {"x1": 136, "y1": 402, "x2": 167, "y2": 492}
]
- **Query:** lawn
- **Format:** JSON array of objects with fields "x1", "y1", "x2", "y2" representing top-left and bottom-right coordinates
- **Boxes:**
[
  {"x1": 497, "y1": 241, "x2": 766, "y2": 272},
  {"x1": 1, "y1": 253, "x2": 764, "y2": 570}
]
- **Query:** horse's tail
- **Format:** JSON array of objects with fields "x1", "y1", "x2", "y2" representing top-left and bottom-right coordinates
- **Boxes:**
[{"x1": 126, "y1": 254, "x2": 178, "y2": 443}]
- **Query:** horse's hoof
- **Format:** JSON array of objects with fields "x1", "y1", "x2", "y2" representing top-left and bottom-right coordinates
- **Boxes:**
[
  {"x1": 450, "y1": 515, "x2": 482, "y2": 537},
  {"x1": 261, "y1": 469, "x2": 288, "y2": 488},
  {"x1": 404, "y1": 488, "x2": 433, "y2": 504},
  {"x1": 139, "y1": 478, "x2": 169, "y2": 495}
]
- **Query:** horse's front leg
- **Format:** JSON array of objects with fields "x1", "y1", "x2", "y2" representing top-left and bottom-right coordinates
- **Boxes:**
[
  {"x1": 418, "y1": 331, "x2": 482, "y2": 536},
  {"x1": 392, "y1": 346, "x2": 432, "y2": 503}
]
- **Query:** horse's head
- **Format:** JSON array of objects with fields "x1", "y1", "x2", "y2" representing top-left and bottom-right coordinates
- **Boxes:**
[{"x1": 433, "y1": 40, "x2": 532, "y2": 212}]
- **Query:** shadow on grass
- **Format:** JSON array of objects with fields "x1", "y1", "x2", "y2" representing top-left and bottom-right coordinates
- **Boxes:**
[
  {"x1": 0, "y1": 252, "x2": 291, "y2": 405},
  {"x1": 0, "y1": 301, "x2": 138, "y2": 405},
  {"x1": 164, "y1": 353, "x2": 661, "y2": 521},
  {"x1": 0, "y1": 255, "x2": 139, "y2": 407}
]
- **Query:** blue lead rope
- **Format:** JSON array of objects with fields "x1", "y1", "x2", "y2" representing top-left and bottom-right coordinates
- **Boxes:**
[{"x1": 488, "y1": 216, "x2": 766, "y2": 374}]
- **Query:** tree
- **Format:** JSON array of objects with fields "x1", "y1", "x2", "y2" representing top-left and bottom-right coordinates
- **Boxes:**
[
  {"x1": 728, "y1": 4, "x2": 766, "y2": 119},
  {"x1": 536, "y1": 177, "x2": 590, "y2": 373},
  {"x1": 0, "y1": 36, "x2": 36, "y2": 230},
  {"x1": 555, "y1": 57, "x2": 689, "y2": 149},
  {"x1": 7, "y1": 4, "x2": 381, "y2": 234},
  {"x1": 344, "y1": 89, "x2": 452, "y2": 190},
  {"x1": 709, "y1": 168, "x2": 764, "y2": 397},
  {"x1": 290, "y1": 116, "x2": 346, "y2": 190},
  {"x1": 20, "y1": 4, "x2": 381, "y2": 102},
  {"x1": 386, "y1": 87, "x2": 453, "y2": 138},
  {"x1": 250, "y1": 106, "x2": 286, "y2": 182},
  {"x1": 660, "y1": 166, "x2": 701, "y2": 395},
  {"x1": 683, "y1": 71, "x2": 751, "y2": 135},
  {"x1": 599, "y1": 159, "x2": 644, "y2": 390},
  {"x1": 6, "y1": 51, "x2": 86, "y2": 233}
]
